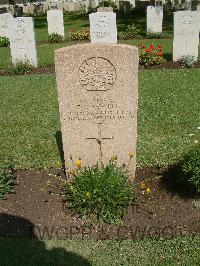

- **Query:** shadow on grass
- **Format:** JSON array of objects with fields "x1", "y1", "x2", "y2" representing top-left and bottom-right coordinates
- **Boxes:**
[
  {"x1": 0, "y1": 213, "x2": 92, "y2": 265},
  {"x1": 55, "y1": 131, "x2": 65, "y2": 171},
  {"x1": 163, "y1": 52, "x2": 172, "y2": 62},
  {"x1": 161, "y1": 164, "x2": 197, "y2": 199}
]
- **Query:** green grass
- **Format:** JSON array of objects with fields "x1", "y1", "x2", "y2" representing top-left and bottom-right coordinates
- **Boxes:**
[
  {"x1": 33, "y1": 11, "x2": 173, "y2": 42},
  {"x1": 0, "y1": 12, "x2": 175, "y2": 70},
  {"x1": 0, "y1": 69, "x2": 199, "y2": 169},
  {"x1": 0, "y1": 237, "x2": 200, "y2": 265},
  {"x1": 0, "y1": 39, "x2": 173, "y2": 70}
]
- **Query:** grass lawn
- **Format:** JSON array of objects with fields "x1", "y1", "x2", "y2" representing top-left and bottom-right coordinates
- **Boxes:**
[
  {"x1": 0, "y1": 39, "x2": 173, "y2": 70},
  {"x1": 0, "y1": 69, "x2": 199, "y2": 169},
  {"x1": 33, "y1": 11, "x2": 173, "y2": 42},
  {"x1": 0, "y1": 237, "x2": 200, "y2": 265},
  {"x1": 0, "y1": 12, "x2": 175, "y2": 70}
]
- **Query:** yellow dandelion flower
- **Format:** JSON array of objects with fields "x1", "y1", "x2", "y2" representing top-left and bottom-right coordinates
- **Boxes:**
[
  {"x1": 75, "y1": 159, "x2": 81, "y2": 168},
  {"x1": 129, "y1": 152, "x2": 134, "y2": 159},
  {"x1": 85, "y1": 192, "x2": 92, "y2": 199},
  {"x1": 111, "y1": 155, "x2": 118, "y2": 161},
  {"x1": 69, "y1": 170, "x2": 76, "y2": 176},
  {"x1": 140, "y1": 181, "x2": 146, "y2": 189},
  {"x1": 146, "y1": 187, "x2": 151, "y2": 193}
]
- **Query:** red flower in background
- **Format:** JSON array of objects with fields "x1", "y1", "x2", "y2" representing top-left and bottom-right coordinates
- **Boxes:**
[{"x1": 157, "y1": 51, "x2": 163, "y2": 56}]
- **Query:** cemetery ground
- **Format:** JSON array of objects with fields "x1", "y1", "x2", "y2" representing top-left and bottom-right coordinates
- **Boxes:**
[
  {"x1": 0, "y1": 68, "x2": 200, "y2": 263},
  {"x1": 0, "y1": 11, "x2": 200, "y2": 265}
]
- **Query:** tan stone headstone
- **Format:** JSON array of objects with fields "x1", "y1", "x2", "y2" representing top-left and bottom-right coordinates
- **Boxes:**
[{"x1": 55, "y1": 44, "x2": 139, "y2": 176}]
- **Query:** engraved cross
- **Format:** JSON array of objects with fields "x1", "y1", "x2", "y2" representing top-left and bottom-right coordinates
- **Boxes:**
[{"x1": 86, "y1": 123, "x2": 113, "y2": 163}]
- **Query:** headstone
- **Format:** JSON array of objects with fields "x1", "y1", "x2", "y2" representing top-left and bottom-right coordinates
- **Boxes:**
[
  {"x1": 97, "y1": 7, "x2": 113, "y2": 12},
  {"x1": 23, "y1": 5, "x2": 29, "y2": 14},
  {"x1": 57, "y1": 2, "x2": 64, "y2": 11},
  {"x1": 28, "y1": 4, "x2": 34, "y2": 15},
  {"x1": 129, "y1": 0, "x2": 136, "y2": 8},
  {"x1": 89, "y1": 12, "x2": 117, "y2": 44},
  {"x1": 173, "y1": 11, "x2": 200, "y2": 61},
  {"x1": 85, "y1": 0, "x2": 96, "y2": 12},
  {"x1": 119, "y1": 1, "x2": 125, "y2": 12},
  {"x1": 43, "y1": 3, "x2": 49, "y2": 13},
  {"x1": 0, "y1": 13, "x2": 12, "y2": 38},
  {"x1": 8, "y1": 17, "x2": 37, "y2": 67},
  {"x1": 68, "y1": 2, "x2": 76, "y2": 12},
  {"x1": 47, "y1": 10, "x2": 64, "y2": 37},
  {"x1": 147, "y1": 6, "x2": 163, "y2": 33},
  {"x1": 55, "y1": 43, "x2": 139, "y2": 176},
  {"x1": 184, "y1": 0, "x2": 191, "y2": 10},
  {"x1": 124, "y1": 1, "x2": 131, "y2": 14},
  {"x1": 14, "y1": 6, "x2": 23, "y2": 17},
  {"x1": 196, "y1": 5, "x2": 200, "y2": 12},
  {"x1": 63, "y1": 2, "x2": 69, "y2": 12}
]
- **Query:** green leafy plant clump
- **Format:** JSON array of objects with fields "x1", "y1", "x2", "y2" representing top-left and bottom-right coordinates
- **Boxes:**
[
  {"x1": 11, "y1": 61, "x2": 33, "y2": 75},
  {"x1": 0, "y1": 161, "x2": 15, "y2": 199},
  {"x1": 178, "y1": 55, "x2": 196, "y2": 68},
  {"x1": 63, "y1": 160, "x2": 134, "y2": 224},
  {"x1": 177, "y1": 146, "x2": 200, "y2": 195},
  {"x1": 119, "y1": 23, "x2": 141, "y2": 40},
  {"x1": 68, "y1": 28, "x2": 90, "y2": 42},
  {"x1": 0, "y1": 36, "x2": 10, "y2": 47},
  {"x1": 48, "y1": 33, "x2": 64, "y2": 44}
]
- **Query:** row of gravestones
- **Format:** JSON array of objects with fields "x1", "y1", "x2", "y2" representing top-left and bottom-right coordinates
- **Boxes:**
[
  {"x1": 0, "y1": 0, "x2": 136, "y2": 15},
  {"x1": 0, "y1": 8, "x2": 200, "y2": 67},
  {"x1": 147, "y1": 6, "x2": 200, "y2": 61}
]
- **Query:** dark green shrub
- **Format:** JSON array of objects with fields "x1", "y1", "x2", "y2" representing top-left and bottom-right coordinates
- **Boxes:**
[
  {"x1": 0, "y1": 36, "x2": 10, "y2": 47},
  {"x1": 178, "y1": 146, "x2": 200, "y2": 195},
  {"x1": 0, "y1": 161, "x2": 15, "y2": 199},
  {"x1": 48, "y1": 33, "x2": 64, "y2": 43},
  {"x1": 11, "y1": 61, "x2": 33, "y2": 75},
  {"x1": 63, "y1": 160, "x2": 134, "y2": 224}
]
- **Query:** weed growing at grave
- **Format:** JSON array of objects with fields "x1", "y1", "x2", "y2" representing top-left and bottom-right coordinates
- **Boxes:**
[
  {"x1": 176, "y1": 146, "x2": 200, "y2": 196},
  {"x1": 68, "y1": 28, "x2": 90, "y2": 42},
  {"x1": 146, "y1": 31, "x2": 169, "y2": 39},
  {"x1": 48, "y1": 33, "x2": 64, "y2": 44},
  {"x1": 49, "y1": 155, "x2": 135, "y2": 224},
  {"x1": 0, "y1": 161, "x2": 15, "y2": 199},
  {"x1": 178, "y1": 55, "x2": 196, "y2": 68},
  {"x1": 139, "y1": 44, "x2": 163, "y2": 66},
  {"x1": 119, "y1": 23, "x2": 141, "y2": 40},
  {"x1": 0, "y1": 36, "x2": 10, "y2": 47},
  {"x1": 11, "y1": 61, "x2": 33, "y2": 75}
]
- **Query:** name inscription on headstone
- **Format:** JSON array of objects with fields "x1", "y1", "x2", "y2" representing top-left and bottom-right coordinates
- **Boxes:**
[
  {"x1": 89, "y1": 12, "x2": 117, "y2": 43},
  {"x1": 173, "y1": 11, "x2": 199, "y2": 61}
]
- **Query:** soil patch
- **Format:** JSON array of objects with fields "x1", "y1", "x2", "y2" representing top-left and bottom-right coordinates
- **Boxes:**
[
  {"x1": 0, "y1": 166, "x2": 199, "y2": 240},
  {"x1": 1, "y1": 61, "x2": 200, "y2": 77},
  {"x1": 0, "y1": 66, "x2": 55, "y2": 77}
]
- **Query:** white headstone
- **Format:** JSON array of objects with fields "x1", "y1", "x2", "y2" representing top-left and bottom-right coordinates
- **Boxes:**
[
  {"x1": 89, "y1": 12, "x2": 117, "y2": 44},
  {"x1": 8, "y1": 17, "x2": 37, "y2": 67},
  {"x1": 173, "y1": 11, "x2": 200, "y2": 61},
  {"x1": 147, "y1": 6, "x2": 163, "y2": 33},
  {"x1": 0, "y1": 13, "x2": 13, "y2": 38},
  {"x1": 47, "y1": 10, "x2": 64, "y2": 37},
  {"x1": 129, "y1": 0, "x2": 136, "y2": 8}
]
